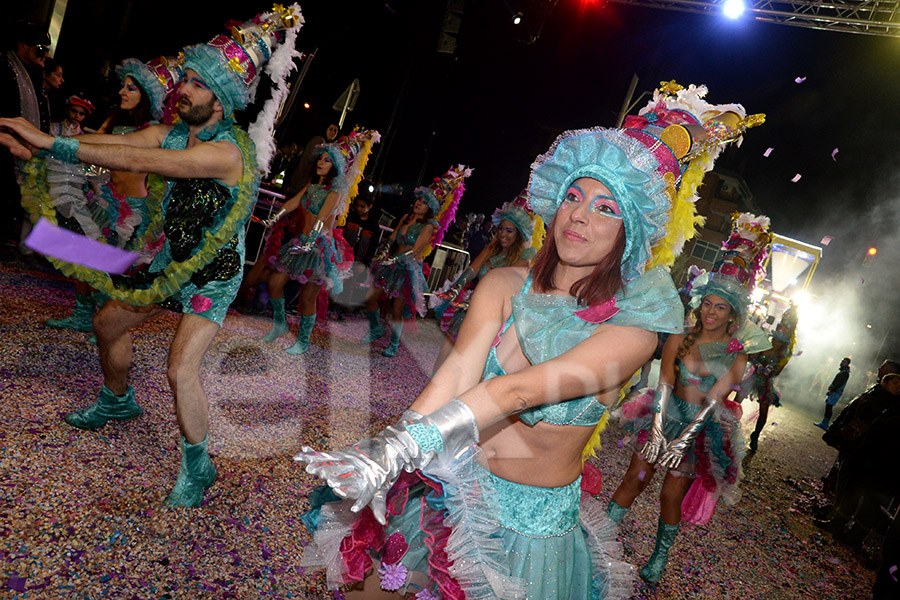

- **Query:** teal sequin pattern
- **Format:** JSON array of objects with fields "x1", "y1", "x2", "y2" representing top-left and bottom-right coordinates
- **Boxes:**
[{"x1": 406, "y1": 424, "x2": 444, "y2": 453}]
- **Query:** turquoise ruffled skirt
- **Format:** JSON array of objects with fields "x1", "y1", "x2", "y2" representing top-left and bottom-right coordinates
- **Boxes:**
[
  {"x1": 372, "y1": 255, "x2": 428, "y2": 318},
  {"x1": 301, "y1": 450, "x2": 633, "y2": 599},
  {"x1": 272, "y1": 232, "x2": 347, "y2": 295}
]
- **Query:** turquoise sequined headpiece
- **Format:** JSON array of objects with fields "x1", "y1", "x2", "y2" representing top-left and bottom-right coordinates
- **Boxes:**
[
  {"x1": 492, "y1": 193, "x2": 536, "y2": 247},
  {"x1": 182, "y1": 4, "x2": 302, "y2": 118},
  {"x1": 529, "y1": 128, "x2": 670, "y2": 283},
  {"x1": 690, "y1": 212, "x2": 772, "y2": 319},
  {"x1": 115, "y1": 56, "x2": 183, "y2": 121}
]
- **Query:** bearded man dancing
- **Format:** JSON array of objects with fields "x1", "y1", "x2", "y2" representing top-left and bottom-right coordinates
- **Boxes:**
[{"x1": 0, "y1": 5, "x2": 303, "y2": 507}]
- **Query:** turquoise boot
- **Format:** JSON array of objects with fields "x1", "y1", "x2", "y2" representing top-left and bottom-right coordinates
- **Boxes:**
[
  {"x1": 286, "y1": 314, "x2": 316, "y2": 355},
  {"x1": 64, "y1": 385, "x2": 143, "y2": 430},
  {"x1": 46, "y1": 292, "x2": 95, "y2": 332},
  {"x1": 165, "y1": 436, "x2": 217, "y2": 508},
  {"x1": 607, "y1": 499, "x2": 631, "y2": 525},
  {"x1": 262, "y1": 297, "x2": 289, "y2": 341},
  {"x1": 639, "y1": 519, "x2": 680, "y2": 583},
  {"x1": 361, "y1": 310, "x2": 385, "y2": 343},
  {"x1": 382, "y1": 321, "x2": 403, "y2": 357}
]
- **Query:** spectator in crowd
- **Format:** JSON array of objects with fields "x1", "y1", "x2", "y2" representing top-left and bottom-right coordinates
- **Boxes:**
[{"x1": 814, "y1": 357, "x2": 851, "y2": 430}]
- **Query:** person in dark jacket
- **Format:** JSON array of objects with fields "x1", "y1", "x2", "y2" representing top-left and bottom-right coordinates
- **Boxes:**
[{"x1": 814, "y1": 357, "x2": 851, "y2": 430}]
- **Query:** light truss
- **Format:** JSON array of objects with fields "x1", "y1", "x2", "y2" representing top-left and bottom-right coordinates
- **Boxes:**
[{"x1": 605, "y1": 0, "x2": 900, "y2": 37}]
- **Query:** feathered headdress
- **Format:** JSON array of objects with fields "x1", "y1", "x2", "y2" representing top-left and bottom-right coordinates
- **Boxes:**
[
  {"x1": 414, "y1": 165, "x2": 473, "y2": 259},
  {"x1": 320, "y1": 127, "x2": 381, "y2": 225},
  {"x1": 491, "y1": 191, "x2": 545, "y2": 252},
  {"x1": 182, "y1": 3, "x2": 304, "y2": 174},
  {"x1": 690, "y1": 212, "x2": 772, "y2": 319},
  {"x1": 115, "y1": 56, "x2": 183, "y2": 122}
]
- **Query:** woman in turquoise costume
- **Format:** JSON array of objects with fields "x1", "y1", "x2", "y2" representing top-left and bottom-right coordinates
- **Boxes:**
[
  {"x1": 744, "y1": 304, "x2": 797, "y2": 451},
  {"x1": 610, "y1": 211, "x2": 772, "y2": 583},
  {"x1": 39, "y1": 56, "x2": 180, "y2": 333},
  {"x1": 362, "y1": 165, "x2": 470, "y2": 358},
  {"x1": 430, "y1": 193, "x2": 543, "y2": 371},
  {"x1": 292, "y1": 103, "x2": 749, "y2": 596}
]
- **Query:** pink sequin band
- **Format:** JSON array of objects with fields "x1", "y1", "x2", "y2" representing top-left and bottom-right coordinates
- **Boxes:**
[
  {"x1": 717, "y1": 263, "x2": 750, "y2": 283},
  {"x1": 207, "y1": 34, "x2": 256, "y2": 87},
  {"x1": 622, "y1": 129, "x2": 680, "y2": 180}
]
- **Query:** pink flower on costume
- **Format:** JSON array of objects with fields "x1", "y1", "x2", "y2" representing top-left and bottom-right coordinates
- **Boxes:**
[
  {"x1": 378, "y1": 562, "x2": 408, "y2": 591},
  {"x1": 190, "y1": 295, "x2": 213, "y2": 313},
  {"x1": 581, "y1": 462, "x2": 603, "y2": 495},
  {"x1": 726, "y1": 338, "x2": 745, "y2": 353}
]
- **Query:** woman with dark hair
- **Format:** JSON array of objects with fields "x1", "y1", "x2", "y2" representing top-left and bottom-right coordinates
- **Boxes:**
[
  {"x1": 609, "y1": 212, "x2": 772, "y2": 583},
  {"x1": 298, "y1": 83, "x2": 762, "y2": 599},
  {"x1": 260, "y1": 130, "x2": 380, "y2": 354},
  {"x1": 41, "y1": 57, "x2": 180, "y2": 333},
  {"x1": 361, "y1": 166, "x2": 470, "y2": 357},
  {"x1": 430, "y1": 193, "x2": 543, "y2": 371}
]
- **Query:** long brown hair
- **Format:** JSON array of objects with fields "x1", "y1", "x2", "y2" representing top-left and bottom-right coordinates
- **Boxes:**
[{"x1": 530, "y1": 214, "x2": 626, "y2": 306}]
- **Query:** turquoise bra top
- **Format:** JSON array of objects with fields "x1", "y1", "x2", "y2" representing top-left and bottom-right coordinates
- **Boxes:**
[
  {"x1": 482, "y1": 266, "x2": 684, "y2": 427},
  {"x1": 397, "y1": 218, "x2": 438, "y2": 246},
  {"x1": 477, "y1": 247, "x2": 537, "y2": 279},
  {"x1": 676, "y1": 359, "x2": 719, "y2": 394},
  {"x1": 301, "y1": 184, "x2": 331, "y2": 216}
]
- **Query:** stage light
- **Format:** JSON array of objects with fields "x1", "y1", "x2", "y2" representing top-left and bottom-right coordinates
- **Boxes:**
[
  {"x1": 367, "y1": 183, "x2": 375, "y2": 193},
  {"x1": 512, "y1": 11, "x2": 523, "y2": 25},
  {"x1": 792, "y1": 290, "x2": 809, "y2": 306},
  {"x1": 303, "y1": 102, "x2": 310, "y2": 109},
  {"x1": 867, "y1": 247, "x2": 877, "y2": 256},
  {"x1": 723, "y1": 0, "x2": 745, "y2": 19}
]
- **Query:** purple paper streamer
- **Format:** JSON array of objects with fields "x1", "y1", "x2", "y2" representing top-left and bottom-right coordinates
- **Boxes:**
[{"x1": 24, "y1": 218, "x2": 138, "y2": 274}]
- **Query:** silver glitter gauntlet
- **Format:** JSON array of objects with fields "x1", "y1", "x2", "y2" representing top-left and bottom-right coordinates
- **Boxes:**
[
  {"x1": 640, "y1": 382, "x2": 673, "y2": 464},
  {"x1": 381, "y1": 250, "x2": 413, "y2": 265},
  {"x1": 295, "y1": 399, "x2": 479, "y2": 524},
  {"x1": 262, "y1": 207, "x2": 289, "y2": 228},
  {"x1": 658, "y1": 396, "x2": 717, "y2": 470},
  {"x1": 288, "y1": 219, "x2": 324, "y2": 254}
]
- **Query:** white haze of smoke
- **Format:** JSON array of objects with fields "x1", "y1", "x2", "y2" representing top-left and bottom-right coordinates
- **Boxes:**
[{"x1": 774, "y1": 171, "x2": 900, "y2": 414}]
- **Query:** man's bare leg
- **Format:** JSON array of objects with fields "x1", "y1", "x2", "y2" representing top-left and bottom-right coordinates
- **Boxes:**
[
  {"x1": 64, "y1": 300, "x2": 162, "y2": 430},
  {"x1": 165, "y1": 313, "x2": 221, "y2": 507}
]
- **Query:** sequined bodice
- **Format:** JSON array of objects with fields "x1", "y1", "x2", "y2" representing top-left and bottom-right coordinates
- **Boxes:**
[
  {"x1": 676, "y1": 359, "x2": 718, "y2": 394},
  {"x1": 301, "y1": 184, "x2": 330, "y2": 216},
  {"x1": 397, "y1": 218, "x2": 438, "y2": 246},
  {"x1": 478, "y1": 247, "x2": 537, "y2": 279}
]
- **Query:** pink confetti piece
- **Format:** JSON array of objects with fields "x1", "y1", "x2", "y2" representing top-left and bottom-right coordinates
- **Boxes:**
[
  {"x1": 638, "y1": 469, "x2": 646, "y2": 482},
  {"x1": 861, "y1": 277, "x2": 865, "y2": 284},
  {"x1": 820, "y1": 235, "x2": 833, "y2": 246},
  {"x1": 24, "y1": 218, "x2": 138, "y2": 274},
  {"x1": 795, "y1": 76, "x2": 807, "y2": 83},
  {"x1": 763, "y1": 147, "x2": 773, "y2": 157},
  {"x1": 730, "y1": 384, "x2": 741, "y2": 392},
  {"x1": 890, "y1": 564, "x2": 898, "y2": 582},
  {"x1": 791, "y1": 174, "x2": 802, "y2": 183},
  {"x1": 831, "y1": 148, "x2": 839, "y2": 161}
]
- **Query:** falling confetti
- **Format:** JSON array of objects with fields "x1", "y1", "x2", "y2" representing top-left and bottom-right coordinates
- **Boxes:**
[
  {"x1": 831, "y1": 148, "x2": 839, "y2": 161},
  {"x1": 791, "y1": 174, "x2": 802, "y2": 183},
  {"x1": 795, "y1": 76, "x2": 807, "y2": 83},
  {"x1": 763, "y1": 147, "x2": 774, "y2": 157},
  {"x1": 820, "y1": 235, "x2": 833, "y2": 246},
  {"x1": 890, "y1": 565, "x2": 898, "y2": 582}
]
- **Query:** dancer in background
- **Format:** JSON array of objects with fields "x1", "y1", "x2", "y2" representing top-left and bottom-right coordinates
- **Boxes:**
[
  {"x1": 361, "y1": 165, "x2": 471, "y2": 357},
  {"x1": 297, "y1": 82, "x2": 762, "y2": 598},
  {"x1": 611, "y1": 211, "x2": 772, "y2": 582},
  {"x1": 38, "y1": 56, "x2": 181, "y2": 334},
  {"x1": 745, "y1": 304, "x2": 797, "y2": 451},
  {"x1": 259, "y1": 128, "x2": 380, "y2": 354},
  {"x1": 431, "y1": 192, "x2": 544, "y2": 370}
]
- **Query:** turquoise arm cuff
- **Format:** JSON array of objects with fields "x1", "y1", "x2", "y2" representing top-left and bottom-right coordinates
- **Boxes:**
[{"x1": 50, "y1": 136, "x2": 81, "y2": 164}]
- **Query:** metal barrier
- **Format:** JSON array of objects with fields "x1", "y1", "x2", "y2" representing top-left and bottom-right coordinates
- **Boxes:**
[
  {"x1": 426, "y1": 243, "x2": 470, "y2": 294},
  {"x1": 245, "y1": 187, "x2": 287, "y2": 266}
]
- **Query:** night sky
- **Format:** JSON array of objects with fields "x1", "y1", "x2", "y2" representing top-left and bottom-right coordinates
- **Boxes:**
[{"x1": 11, "y1": 0, "x2": 900, "y2": 361}]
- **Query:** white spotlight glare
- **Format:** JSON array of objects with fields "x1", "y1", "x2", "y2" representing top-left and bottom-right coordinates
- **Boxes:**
[
  {"x1": 512, "y1": 12, "x2": 523, "y2": 25},
  {"x1": 723, "y1": 0, "x2": 746, "y2": 19}
]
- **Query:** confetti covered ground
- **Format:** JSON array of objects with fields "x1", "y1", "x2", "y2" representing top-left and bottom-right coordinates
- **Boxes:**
[{"x1": 0, "y1": 250, "x2": 879, "y2": 599}]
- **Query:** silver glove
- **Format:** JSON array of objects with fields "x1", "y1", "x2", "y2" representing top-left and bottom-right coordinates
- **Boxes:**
[
  {"x1": 657, "y1": 396, "x2": 717, "y2": 470},
  {"x1": 640, "y1": 382, "x2": 673, "y2": 464},
  {"x1": 295, "y1": 399, "x2": 478, "y2": 525},
  {"x1": 262, "y1": 207, "x2": 289, "y2": 228},
  {"x1": 288, "y1": 219, "x2": 324, "y2": 254},
  {"x1": 381, "y1": 250, "x2": 413, "y2": 265}
]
